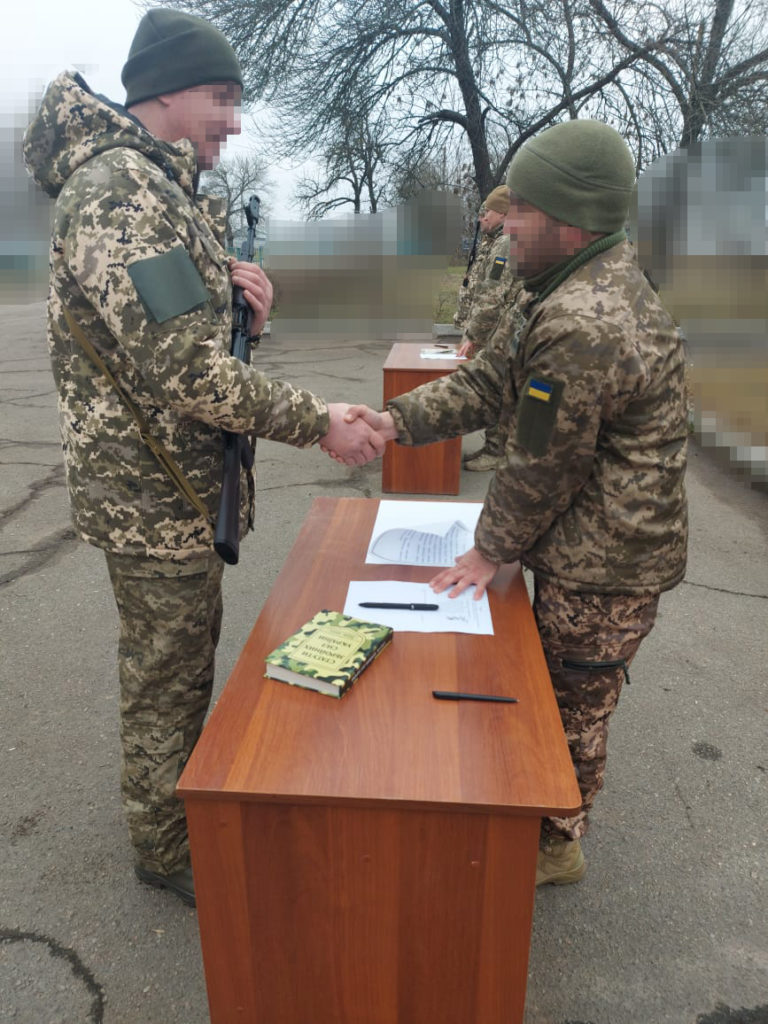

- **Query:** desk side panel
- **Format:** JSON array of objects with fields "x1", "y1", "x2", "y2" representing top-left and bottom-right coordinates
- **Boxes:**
[
  {"x1": 382, "y1": 365, "x2": 461, "y2": 494},
  {"x1": 191, "y1": 798, "x2": 537, "y2": 1024}
]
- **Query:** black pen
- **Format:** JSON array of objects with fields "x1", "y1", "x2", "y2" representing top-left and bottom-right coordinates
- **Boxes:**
[
  {"x1": 432, "y1": 691, "x2": 518, "y2": 704},
  {"x1": 359, "y1": 602, "x2": 439, "y2": 611}
]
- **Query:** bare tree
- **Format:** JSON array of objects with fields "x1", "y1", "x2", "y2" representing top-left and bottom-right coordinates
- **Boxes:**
[
  {"x1": 163, "y1": 0, "x2": 768, "y2": 213},
  {"x1": 200, "y1": 154, "x2": 271, "y2": 249},
  {"x1": 160, "y1": 0, "x2": 671, "y2": 199},
  {"x1": 590, "y1": 0, "x2": 768, "y2": 150},
  {"x1": 293, "y1": 93, "x2": 390, "y2": 217}
]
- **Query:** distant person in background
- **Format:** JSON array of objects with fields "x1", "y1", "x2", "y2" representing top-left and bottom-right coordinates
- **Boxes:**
[{"x1": 455, "y1": 185, "x2": 523, "y2": 471}]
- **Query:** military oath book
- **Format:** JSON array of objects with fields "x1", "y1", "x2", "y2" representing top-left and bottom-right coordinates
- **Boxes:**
[{"x1": 264, "y1": 610, "x2": 393, "y2": 698}]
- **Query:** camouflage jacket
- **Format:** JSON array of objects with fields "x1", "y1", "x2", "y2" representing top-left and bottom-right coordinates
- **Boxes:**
[
  {"x1": 453, "y1": 225, "x2": 501, "y2": 330},
  {"x1": 388, "y1": 239, "x2": 688, "y2": 595},
  {"x1": 462, "y1": 232, "x2": 521, "y2": 351},
  {"x1": 23, "y1": 73, "x2": 330, "y2": 560}
]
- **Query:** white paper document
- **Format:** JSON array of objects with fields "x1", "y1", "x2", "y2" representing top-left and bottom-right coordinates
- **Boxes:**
[
  {"x1": 419, "y1": 348, "x2": 467, "y2": 360},
  {"x1": 366, "y1": 501, "x2": 483, "y2": 566},
  {"x1": 345, "y1": 580, "x2": 494, "y2": 635}
]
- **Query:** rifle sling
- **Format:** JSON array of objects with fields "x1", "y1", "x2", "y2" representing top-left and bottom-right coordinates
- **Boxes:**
[{"x1": 63, "y1": 310, "x2": 215, "y2": 531}]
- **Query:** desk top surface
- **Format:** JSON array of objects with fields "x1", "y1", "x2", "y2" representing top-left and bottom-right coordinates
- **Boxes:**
[
  {"x1": 383, "y1": 342, "x2": 465, "y2": 372},
  {"x1": 178, "y1": 498, "x2": 581, "y2": 817}
]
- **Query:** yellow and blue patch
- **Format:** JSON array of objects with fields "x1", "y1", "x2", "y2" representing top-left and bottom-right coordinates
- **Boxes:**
[{"x1": 526, "y1": 378, "x2": 554, "y2": 403}]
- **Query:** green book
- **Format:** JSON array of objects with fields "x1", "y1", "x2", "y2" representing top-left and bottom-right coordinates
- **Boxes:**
[{"x1": 264, "y1": 610, "x2": 393, "y2": 698}]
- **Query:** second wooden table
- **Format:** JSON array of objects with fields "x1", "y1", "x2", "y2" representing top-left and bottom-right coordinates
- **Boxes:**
[{"x1": 382, "y1": 342, "x2": 463, "y2": 494}]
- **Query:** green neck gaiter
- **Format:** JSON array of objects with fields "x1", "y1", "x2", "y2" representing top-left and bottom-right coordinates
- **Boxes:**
[{"x1": 524, "y1": 230, "x2": 626, "y2": 305}]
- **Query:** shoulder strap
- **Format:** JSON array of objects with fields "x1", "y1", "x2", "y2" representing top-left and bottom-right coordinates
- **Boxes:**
[{"x1": 62, "y1": 309, "x2": 215, "y2": 530}]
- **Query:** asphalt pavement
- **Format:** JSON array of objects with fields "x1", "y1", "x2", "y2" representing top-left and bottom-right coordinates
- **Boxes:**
[{"x1": 1, "y1": 300, "x2": 766, "y2": 1024}]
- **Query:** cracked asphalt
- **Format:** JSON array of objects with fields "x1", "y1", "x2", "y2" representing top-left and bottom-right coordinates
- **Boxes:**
[{"x1": 1, "y1": 301, "x2": 766, "y2": 1024}]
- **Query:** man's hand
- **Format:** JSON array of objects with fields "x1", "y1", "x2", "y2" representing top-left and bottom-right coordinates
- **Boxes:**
[
  {"x1": 320, "y1": 403, "x2": 387, "y2": 466},
  {"x1": 344, "y1": 405, "x2": 398, "y2": 440},
  {"x1": 228, "y1": 259, "x2": 273, "y2": 335},
  {"x1": 456, "y1": 337, "x2": 475, "y2": 359},
  {"x1": 429, "y1": 546, "x2": 499, "y2": 600},
  {"x1": 320, "y1": 405, "x2": 398, "y2": 464}
]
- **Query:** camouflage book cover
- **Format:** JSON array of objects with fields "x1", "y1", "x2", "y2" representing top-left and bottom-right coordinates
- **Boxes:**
[{"x1": 264, "y1": 610, "x2": 393, "y2": 698}]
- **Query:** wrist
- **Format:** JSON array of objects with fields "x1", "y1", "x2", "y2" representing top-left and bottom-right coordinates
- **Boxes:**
[{"x1": 379, "y1": 410, "x2": 398, "y2": 442}]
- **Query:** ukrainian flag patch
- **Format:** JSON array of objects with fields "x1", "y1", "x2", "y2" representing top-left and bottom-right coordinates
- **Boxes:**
[
  {"x1": 489, "y1": 255, "x2": 508, "y2": 280},
  {"x1": 526, "y1": 379, "x2": 554, "y2": 402}
]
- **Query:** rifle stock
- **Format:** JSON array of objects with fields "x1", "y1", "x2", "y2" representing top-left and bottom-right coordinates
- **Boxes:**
[{"x1": 213, "y1": 194, "x2": 261, "y2": 565}]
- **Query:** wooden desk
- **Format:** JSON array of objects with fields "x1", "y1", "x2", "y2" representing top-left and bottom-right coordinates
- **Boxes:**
[
  {"x1": 178, "y1": 498, "x2": 580, "y2": 1024},
  {"x1": 382, "y1": 343, "x2": 462, "y2": 494}
]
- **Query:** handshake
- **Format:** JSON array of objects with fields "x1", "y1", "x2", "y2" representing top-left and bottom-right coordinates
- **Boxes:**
[
  {"x1": 320, "y1": 404, "x2": 399, "y2": 466},
  {"x1": 319, "y1": 402, "x2": 501, "y2": 601}
]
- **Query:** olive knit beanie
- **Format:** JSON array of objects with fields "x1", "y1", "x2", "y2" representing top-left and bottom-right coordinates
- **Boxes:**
[
  {"x1": 506, "y1": 120, "x2": 635, "y2": 232},
  {"x1": 483, "y1": 185, "x2": 511, "y2": 215},
  {"x1": 122, "y1": 9, "x2": 243, "y2": 107}
]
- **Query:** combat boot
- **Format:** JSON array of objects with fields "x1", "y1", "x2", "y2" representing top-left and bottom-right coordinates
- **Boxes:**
[
  {"x1": 135, "y1": 864, "x2": 196, "y2": 906},
  {"x1": 536, "y1": 837, "x2": 586, "y2": 886},
  {"x1": 464, "y1": 450, "x2": 502, "y2": 472},
  {"x1": 462, "y1": 446, "x2": 484, "y2": 464}
]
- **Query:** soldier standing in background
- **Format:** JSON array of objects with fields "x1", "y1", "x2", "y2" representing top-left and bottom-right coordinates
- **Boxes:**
[
  {"x1": 455, "y1": 185, "x2": 523, "y2": 471},
  {"x1": 23, "y1": 8, "x2": 383, "y2": 906},
  {"x1": 339, "y1": 120, "x2": 688, "y2": 886},
  {"x1": 453, "y1": 187, "x2": 509, "y2": 333}
]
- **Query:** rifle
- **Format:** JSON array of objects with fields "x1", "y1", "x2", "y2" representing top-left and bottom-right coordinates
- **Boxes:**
[
  {"x1": 462, "y1": 218, "x2": 481, "y2": 287},
  {"x1": 213, "y1": 194, "x2": 261, "y2": 565}
]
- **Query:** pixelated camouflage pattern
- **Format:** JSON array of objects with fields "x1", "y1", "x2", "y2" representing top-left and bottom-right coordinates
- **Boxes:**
[
  {"x1": 23, "y1": 72, "x2": 330, "y2": 559},
  {"x1": 469, "y1": 281, "x2": 527, "y2": 456},
  {"x1": 106, "y1": 551, "x2": 224, "y2": 873},
  {"x1": 462, "y1": 232, "x2": 521, "y2": 350},
  {"x1": 533, "y1": 576, "x2": 659, "y2": 840},
  {"x1": 452, "y1": 225, "x2": 501, "y2": 329},
  {"x1": 388, "y1": 239, "x2": 688, "y2": 595}
]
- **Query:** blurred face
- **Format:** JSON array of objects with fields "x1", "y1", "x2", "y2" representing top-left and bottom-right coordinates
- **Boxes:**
[
  {"x1": 503, "y1": 193, "x2": 570, "y2": 277},
  {"x1": 163, "y1": 82, "x2": 242, "y2": 170}
]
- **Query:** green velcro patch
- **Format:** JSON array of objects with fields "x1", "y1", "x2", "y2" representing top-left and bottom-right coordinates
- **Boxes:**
[
  {"x1": 489, "y1": 256, "x2": 507, "y2": 280},
  {"x1": 127, "y1": 247, "x2": 210, "y2": 324},
  {"x1": 516, "y1": 374, "x2": 564, "y2": 457}
]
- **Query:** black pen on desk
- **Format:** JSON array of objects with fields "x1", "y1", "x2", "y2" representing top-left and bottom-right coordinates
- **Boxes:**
[
  {"x1": 432, "y1": 691, "x2": 518, "y2": 704},
  {"x1": 359, "y1": 601, "x2": 439, "y2": 611}
]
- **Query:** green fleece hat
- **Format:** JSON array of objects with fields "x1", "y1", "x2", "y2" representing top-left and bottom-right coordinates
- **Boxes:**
[
  {"x1": 122, "y1": 9, "x2": 243, "y2": 107},
  {"x1": 506, "y1": 120, "x2": 635, "y2": 232}
]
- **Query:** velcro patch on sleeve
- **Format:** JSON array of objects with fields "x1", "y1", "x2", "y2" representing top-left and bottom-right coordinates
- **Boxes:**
[
  {"x1": 127, "y1": 247, "x2": 210, "y2": 324},
  {"x1": 516, "y1": 374, "x2": 564, "y2": 457},
  {"x1": 489, "y1": 256, "x2": 507, "y2": 280}
]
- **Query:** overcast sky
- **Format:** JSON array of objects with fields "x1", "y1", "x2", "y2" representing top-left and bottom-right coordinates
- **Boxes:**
[{"x1": 4, "y1": 0, "x2": 307, "y2": 218}]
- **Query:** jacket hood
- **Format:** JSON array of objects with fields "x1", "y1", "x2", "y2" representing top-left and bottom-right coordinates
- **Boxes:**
[{"x1": 23, "y1": 71, "x2": 197, "y2": 199}]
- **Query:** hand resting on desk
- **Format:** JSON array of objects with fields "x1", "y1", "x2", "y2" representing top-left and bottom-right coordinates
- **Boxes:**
[{"x1": 429, "y1": 546, "x2": 499, "y2": 600}]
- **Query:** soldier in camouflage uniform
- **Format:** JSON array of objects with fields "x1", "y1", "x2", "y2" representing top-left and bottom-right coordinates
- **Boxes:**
[
  {"x1": 453, "y1": 186, "x2": 509, "y2": 332},
  {"x1": 339, "y1": 120, "x2": 688, "y2": 886},
  {"x1": 456, "y1": 186, "x2": 524, "y2": 471},
  {"x1": 23, "y1": 9, "x2": 383, "y2": 905}
]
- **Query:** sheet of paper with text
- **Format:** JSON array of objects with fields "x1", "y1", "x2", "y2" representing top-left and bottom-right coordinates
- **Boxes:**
[{"x1": 366, "y1": 501, "x2": 484, "y2": 566}]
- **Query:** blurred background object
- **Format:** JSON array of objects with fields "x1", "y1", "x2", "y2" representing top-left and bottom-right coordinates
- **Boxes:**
[
  {"x1": 1, "y1": 87, "x2": 52, "y2": 304},
  {"x1": 265, "y1": 190, "x2": 462, "y2": 340},
  {"x1": 635, "y1": 137, "x2": 768, "y2": 488}
]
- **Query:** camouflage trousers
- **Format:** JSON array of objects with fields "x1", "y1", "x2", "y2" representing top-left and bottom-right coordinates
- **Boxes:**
[
  {"x1": 105, "y1": 551, "x2": 224, "y2": 874},
  {"x1": 482, "y1": 421, "x2": 504, "y2": 457},
  {"x1": 533, "y1": 575, "x2": 659, "y2": 842}
]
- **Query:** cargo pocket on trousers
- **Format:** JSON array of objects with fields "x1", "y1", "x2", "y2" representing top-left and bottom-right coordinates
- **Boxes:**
[{"x1": 561, "y1": 657, "x2": 631, "y2": 685}]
